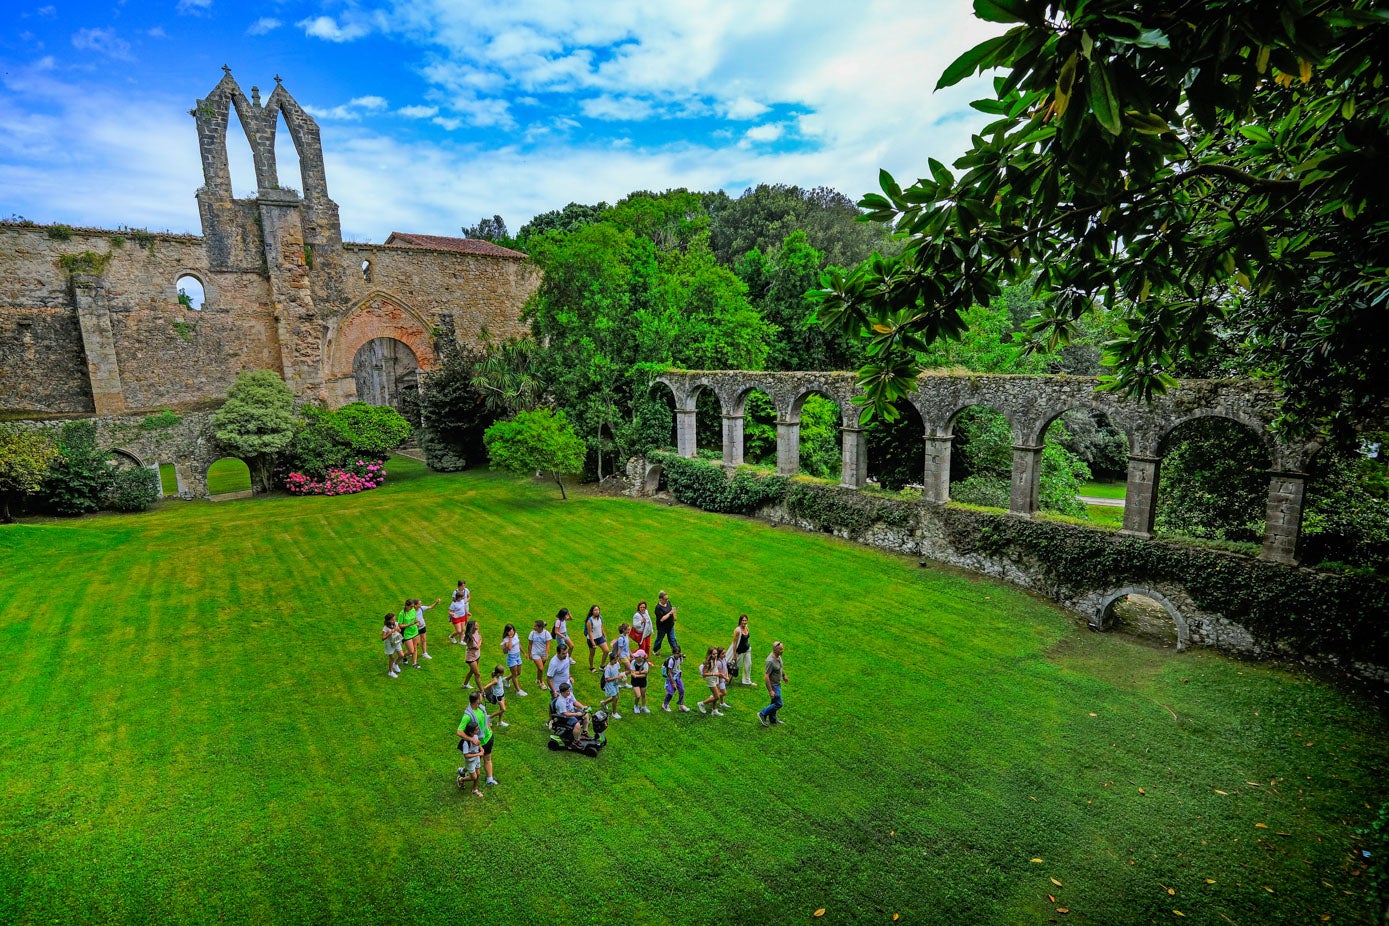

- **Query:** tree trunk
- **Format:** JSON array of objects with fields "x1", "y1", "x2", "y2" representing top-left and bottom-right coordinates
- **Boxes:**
[
  {"x1": 1, "y1": 494, "x2": 13, "y2": 524},
  {"x1": 552, "y1": 472, "x2": 567, "y2": 500}
]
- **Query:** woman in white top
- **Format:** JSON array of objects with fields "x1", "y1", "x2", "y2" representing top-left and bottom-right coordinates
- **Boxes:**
[
  {"x1": 501, "y1": 623, "x2": 527, "y2": 696},
  {"x1": 527, "y1": 619, "x2": 552, "y2": 692},
  {"x1": 552, "y1": 607, "x2": 574, "y2": 655},
  {"x1": 630, "y1": 601, "x2": 653, "y2": 659}
]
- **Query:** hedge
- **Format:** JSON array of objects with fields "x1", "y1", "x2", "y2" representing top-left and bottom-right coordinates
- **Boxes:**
[{"x1": 645, "y1": 455, "x2": 1389, "y2": 669}]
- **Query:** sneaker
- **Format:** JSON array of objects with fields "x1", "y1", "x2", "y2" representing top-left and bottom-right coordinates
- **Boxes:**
[
  {"x1": 463, "y1": 684, "x2": 473, "y2": 689},
  {"x1": 413, "y1": 663, "x2": 422, "y2": 669},
  {"x1": 499, "y1": 720, "x2": 510, "y2": 728},
  {"x1": 698, "y1": 703, "x2": 707, "y2": 714},
  {"x1": 486, "y1": 777, "x2": 498, "y2": 785},
  {"x1": 612, "y1": 712, "x2": 622, "y2": 720},
  {"x1": 712, "y1": 710, "x2": 724, "y2": 716},
  {"x1": 517, "y1": 690, "x2": 528, "y2": 697},
  {"x1": 423, "y1": 653, "x2": 432, "y2": 660},
  {"x1": 680, "y1": 705, "x2": 690, "y2": 712},
  {"x1": 457, "y1": 767, "x2": 465, "y2": 776},
  {"x1": 759, "y1": 714, "x2": 770, "y2": 726},
  {"x1": 388, "y1": 671, "x2": 398, "y2": 678},
  {"x1": 662, "y1": 704, "x2": 671, "y2": 712}
]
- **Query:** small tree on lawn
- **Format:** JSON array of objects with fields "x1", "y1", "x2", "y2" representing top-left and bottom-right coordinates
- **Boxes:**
[
  {"x1": 211, "y1": 370, "x2": 297, "y2": 493},
  {"x1": 0, "y1": 424, "x2": 59, "y2": 523},
  {"x1": 484, "y1": 409, "x2": 587, "y2": 499}
]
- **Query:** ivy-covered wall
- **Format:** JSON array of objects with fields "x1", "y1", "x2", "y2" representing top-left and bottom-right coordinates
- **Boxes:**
[{"x1": 642, "y1": 455, "x2": 1389, "y2": 679}]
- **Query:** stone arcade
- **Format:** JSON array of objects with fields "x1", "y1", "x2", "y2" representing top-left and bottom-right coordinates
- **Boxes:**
[{"x1": 0, "y1": 70, "x2": 537, "y2": 495}]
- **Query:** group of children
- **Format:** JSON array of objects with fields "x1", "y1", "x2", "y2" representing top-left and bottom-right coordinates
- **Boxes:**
[{"x1": 379, "y1": 582, "x2": 767, "y2": 796}]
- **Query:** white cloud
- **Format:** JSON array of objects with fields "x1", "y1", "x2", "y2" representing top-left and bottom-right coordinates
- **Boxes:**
[
  {"x1": 396, "y1": 105, "x2": 438, "y2": 119},
  {"x1": 71, "y1": 27, "x2": 133, "y2": 61},
  {"x1": 176, "y1": 0, "x2": 212, "y2": 14},
  {"x1": 147, "y1": 27, "x2": 168, "y2": 38},
  {"x1": 578, "y1": 95, "x2": 655, "y2": 122},
  {"x1": 36, "y1": 5, "x2": 57, "y2": 16},
  {"x1": 721, "y1": 96, "x2": 768, "y2": 120},
  {"x1": 303, "y1": 96, "x2": 390, "y2": 121},
  {"x1": 743, "y1": 122, "x2": 784, "y2": 143},
  {"x1": 247, "y1": 17, "x2": 281, "y2": 36},
  {"x1": 299, "y1": 15, "x2": 372, "y2": 43}
]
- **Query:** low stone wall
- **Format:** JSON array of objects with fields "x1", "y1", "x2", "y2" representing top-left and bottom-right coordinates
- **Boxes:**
[
  {"x1": 11, "y1": 411, "x2": 222, "y2": 498},
  {"x1": 634, "y1": 455, "x2": 1388, "y2": 680}
]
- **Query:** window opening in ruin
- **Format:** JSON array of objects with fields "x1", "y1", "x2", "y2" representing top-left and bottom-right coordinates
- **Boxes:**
[
  {"x1": 866, "y1": 399, "x2": 925, "y2": 493},
  {"x1": 361, "y1": 260, "x2": 372, "y2": 283},
  {"x1": 207, "y1": 457, "x2": 252, "y2": 495},
  {"x1": 177, "y1": 275, "x2": 205, "y2": 311},
  {"x1": 352, "y1": 338, "x2": 420, "y2": 410},
  {"x1": 274, "y1": 109, "x2": 302, "y2": 195},
  {"x1": 1155, "y1": 416, "x2": 1269, "y2": 544},
  {"x1": 225, "y1": 104, "x2": 257, "y2": 199},
  {"x1": 738, "y1": 388, "x2": 778, "y2": 469},
  {"x1": 946, "y1": 405, "x2": 1012, "y2": 510},
  {"x1": 691, "y1": 387, "x2": 722, "y2": 459},
  {"x1": 793, "y1": 391, "x2": 842, "y2": 482},
  {"x1": 1043, "y1": 410, "x2": 1127, "y2": 526},
  {"x1": 158, "y1": 464, "x2": 179, "y2": 497}
]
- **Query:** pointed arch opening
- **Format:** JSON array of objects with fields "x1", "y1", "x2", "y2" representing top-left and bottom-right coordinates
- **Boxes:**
[{"x1": 224, "y1": 104, "x2": 258, "y2": 199}]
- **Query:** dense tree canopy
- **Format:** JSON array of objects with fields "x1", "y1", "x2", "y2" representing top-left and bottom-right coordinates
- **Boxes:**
[{"x1": 819, "y1": 0, "x2": 1389, "y2": 435}]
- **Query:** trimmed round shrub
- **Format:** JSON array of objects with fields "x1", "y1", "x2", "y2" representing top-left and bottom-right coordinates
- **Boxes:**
[{"x1": 109, "y1": 466, "x2": 160, "y2": 512}]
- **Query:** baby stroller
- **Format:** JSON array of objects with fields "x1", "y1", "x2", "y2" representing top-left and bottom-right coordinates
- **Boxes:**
[{"x1": 547, "y1": 698, "x2": 609, "y2": 757}]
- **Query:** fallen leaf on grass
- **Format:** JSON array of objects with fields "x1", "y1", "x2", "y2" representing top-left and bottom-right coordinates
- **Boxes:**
[
  {"x1": 1089, "y1": 713, "x2": 1097, "y2": 717},
  {"x1": 1056, "y1": 908, "x2": 1069, "y2": 915},
  {"x1": 1264, "y1": 886, "x2": 1275, "y2": 893},
  {"x1": 814, "y1": 909, "x2": 825, "y2": 917},
  {"x1": 1214, "y1": 790, "x2": 1228, "y2": 795},
  {"x1": 1051, "y1": 878, "x2": 1063, "y2": 887},
  {"x1": 1277, "y1": 832, "x2": 1292, "y2": 837},
  {"x1": 1205, "y1": 879, "x2": 1216, "y2": 884},
  {"x1": 1167, "y1": 888, "x2": 1176, "y2": 896},
  {"x1": 1255, "y1": 823, "x2": 1268, "y2": 828},
  {"x1": 1173, "y1": 911, "x2": 1184, "y2": 917},
  {"x1": 893, "y1": 916, "x2": 899, "y2": 922},
  {"x1": 1032, "y1": 858, "x2": 1045, "y2": 863},
  {"x1": 1048, "y1": 894, "x2": 1056, "y2": 903},
  {"x1": 1030, "y1": 796, "x2": 1038, "y2": 801},
  {"x1": 1138, "y1": 788, "x2": 1147, "y2": 795}
]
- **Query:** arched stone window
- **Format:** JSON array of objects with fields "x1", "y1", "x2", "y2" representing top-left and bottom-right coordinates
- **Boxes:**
[
  {"x1": 176, "y1": 275, "x2": 205, "y2": 311},
  {"x1": 352, "y1": 337, "x2": 420, "y2": 409},
  {"x1": 361, "y1": 259, "x2": 372, "y2": 283}
]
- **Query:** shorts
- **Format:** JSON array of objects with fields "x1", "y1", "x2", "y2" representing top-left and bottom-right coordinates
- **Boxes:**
[
  {"x1": 588, "y1": 635, "x2": 606, "y2": 649},
  {"x1": 416, "y1": 625, "x2": 426, "y2": 636},
  {"x1": 481, "y1": 737, "x2": 494, "y2": 756},
  {"x1": 450, "y1": 617, "x2": 467, "y2": 628},
  {"x1": 632, "y1": 676, "x2": 648, "y2": 689},
  {"x1": 464, "y1": 755, "x2": 482, "y2": 774},
  {"x1": 603, "y1": 681, "x2": 619, "y2": 697},
  {"x1": 466, "y1": 648, "x2": 480, "y2": 662},
  {"x1": 506, "y1": 652, "x2": 523, "y2": 668},
  {"x1": 384, "y1": 640, "x2": 402, "y2": 655},
  {"x1": 707, "y1": 679, "x2": 721, "y2": 690}
]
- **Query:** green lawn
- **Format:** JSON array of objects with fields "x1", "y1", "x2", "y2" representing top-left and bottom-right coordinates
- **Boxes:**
[
  {"x1": 1, "y1": 458, "x2": 1384, "y2": 925},
  {"x1": 1085, "y1": 502, "x2": 1126, "y2": 529},
  {"x1": 206, "y1": 457, "x2": 252, "y2": 494},
  {"x1": 1081, "y1": 479, "x2": 1128, "y2": 500}
]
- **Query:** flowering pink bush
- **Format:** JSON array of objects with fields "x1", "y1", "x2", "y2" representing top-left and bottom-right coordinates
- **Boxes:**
[{"x1": 284, "y1": 459, "x2": 387, "y2": 496}]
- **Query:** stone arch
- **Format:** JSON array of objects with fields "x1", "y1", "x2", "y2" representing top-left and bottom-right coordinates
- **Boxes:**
[
  {"x1": 787, "y1": 385, "x2": 850, "y2": 482},
  {"x1": 1091, "y1": 586, "x2": 1190, "y2": 651},
  {"x1": 641, "y1": 461, "x2": 664, "y2": 496},
  {"x1": 324, "y1": 293, "x2": 435, "y2": 407},
  {"x1": 194, "y1": 71, "x2": 276, "y2": 198},
  {"x1": 1157, "y1": 411, "x2": 1274, "y2": 459},
  {"x1": 264, "y1": 83, "x2": 331, "y2": 202},
  {"x1": 110, "y1": 447, "x2": 144, "y2": 467},
  {"x1": 205, "y1": 456, "x2": 253, "y2": 498},
  {"x1": 730, "y1": 382, "x2": 785, "y2": 418},
  {"x1": 352, "y1": 338, "x2": 420, "y2": 409}
]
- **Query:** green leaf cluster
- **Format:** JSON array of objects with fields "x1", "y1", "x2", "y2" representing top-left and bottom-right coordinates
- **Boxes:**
[
  {"x1": 483, "y1": 408, "x2": 587, "y2": 499},
  {"x1": 0, "y1": 424, "x2": 59, "y2": 521},
  {"x1": 824, "y1": 0, "x2": 1389, "y2": 436},
  {"x1": 648, "y1": 452, "x2": 788, "y2": 514},
  {"x1": 39, "y1": 421, "x2": 115, "y2": 516}
]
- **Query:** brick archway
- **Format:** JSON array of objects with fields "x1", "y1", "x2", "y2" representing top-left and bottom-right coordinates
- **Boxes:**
[{"x1": 325, "y1": 294, "x2": 436, "y2": 406}]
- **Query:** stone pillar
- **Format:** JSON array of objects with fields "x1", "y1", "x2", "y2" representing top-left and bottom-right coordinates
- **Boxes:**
[
  {"x1": 675, "y1": 409, "x2": 697, "y2": 458},
  {"x1": 1009, "y1": 444, "x2": 1044, "y2": 517},
  {"x1": 721, "y1": 414, "x2": 744, "y2": 468},
  {"x1": 1120, "y1": 454, "x2": 1160, "y2": 538},
  {"x1": 71, "y1": 273, "x2": 126, "y2": 415},
  {"x1": 840, "y1": 425, "x2": 867, "y2": 489},
  {"x1": 776, "y1": 419, "x2": 800, "y2": 476},
  {"x1": 923, "y1": 435, "x2": 953, "y2": 504},
  {"x1": 1260, "y1": 471, "x2": 1307, "y2": 564}
]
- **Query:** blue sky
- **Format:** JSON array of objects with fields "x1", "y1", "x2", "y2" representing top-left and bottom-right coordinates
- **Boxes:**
[{"x1": 1, "y1": 1, "x2": 1002, "y2": 243}]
